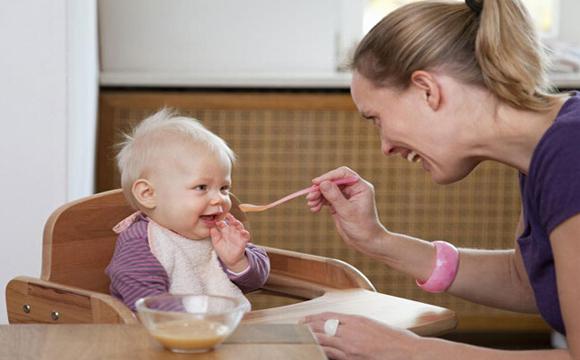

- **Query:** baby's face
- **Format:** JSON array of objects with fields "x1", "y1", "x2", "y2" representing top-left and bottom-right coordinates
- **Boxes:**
[{"x1": 147, "y1": 143, "x2": 232, "y2": 240}]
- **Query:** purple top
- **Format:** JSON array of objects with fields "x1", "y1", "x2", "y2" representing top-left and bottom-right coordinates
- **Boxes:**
[
  {"x1": 518, "y1": 93, "x2": 580, "y2": 335},
  {"x1": 105, "y1": 215, "x2": 270, "y2": 311}
]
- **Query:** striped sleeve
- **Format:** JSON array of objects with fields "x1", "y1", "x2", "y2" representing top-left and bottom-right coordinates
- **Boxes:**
[
  {"x1": 105, "y1": 219, "x2": 169, "y2": 311},
  {"x1": 223, "y1": 243, "x2": 270, "y2": 292}
]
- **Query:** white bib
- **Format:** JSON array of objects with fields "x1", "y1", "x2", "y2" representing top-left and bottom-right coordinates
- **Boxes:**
[{"x1": 147, "y1": 220, "x2": 251, "y2": 310}]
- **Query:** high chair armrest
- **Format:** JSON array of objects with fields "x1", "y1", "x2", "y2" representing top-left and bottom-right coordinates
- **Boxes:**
[
  {"x1": 5, "y1": 276, "x2": 137, "y2": 324},
  {"x1": 262, "y1": 246, "x2": 376, "y2": 299}
]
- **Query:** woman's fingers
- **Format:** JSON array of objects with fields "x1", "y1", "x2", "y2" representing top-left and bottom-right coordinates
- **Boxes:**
[
  {"x1": 308, "y1": 168, "x2": 366, "y2": 214},
  {"x1": 312, "y1": 166, "x2": 359, "y2": 186},
  {"x1": 307, "y1": 187, "x2": 327, "y2": 212},
  {"x1": 302, "y1": 312, "x2": 347, "y2": 325},
  {"x1": 301, "y1": 313, "x2": 354, "y2": 360}
]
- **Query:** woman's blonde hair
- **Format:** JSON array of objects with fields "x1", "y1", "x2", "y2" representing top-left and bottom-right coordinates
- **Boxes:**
[
  {"x1": 352, "y1": 0, "x2": 557, "y2": 111},
  {"x1": 116, "y1": 108, "x2": 236, "y2": 209}
]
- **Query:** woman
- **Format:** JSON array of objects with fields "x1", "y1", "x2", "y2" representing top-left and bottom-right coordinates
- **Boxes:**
[{"x1": 302, "y1": 0, "x2": 580, "y2": 359}]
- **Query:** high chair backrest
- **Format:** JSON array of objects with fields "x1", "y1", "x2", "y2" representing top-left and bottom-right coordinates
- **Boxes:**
[
  {"x1": 41, "y1": 189, "x2": 248, "y2": 293},
  {"x1": 41, "y1": 189, "x2": 133, "y2": 293}
]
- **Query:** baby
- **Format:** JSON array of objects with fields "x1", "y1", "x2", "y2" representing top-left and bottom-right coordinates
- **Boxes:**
[{"x1": 105, "y1": 109, "x2": 270, "y2": 311}]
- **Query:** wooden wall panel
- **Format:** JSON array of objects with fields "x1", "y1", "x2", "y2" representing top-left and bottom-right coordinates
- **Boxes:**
[{"x1": 98, "y1": 90, "x2": 548, "y2": 332}]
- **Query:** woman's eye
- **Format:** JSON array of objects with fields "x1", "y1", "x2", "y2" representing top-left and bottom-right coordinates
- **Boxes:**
[{"x1": 362, "y1": 115, "x2": 380, "y2": 128}]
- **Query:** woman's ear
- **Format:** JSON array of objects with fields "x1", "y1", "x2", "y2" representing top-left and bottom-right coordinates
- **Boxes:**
[
  {"x1": 410, "y1": 70, "x2": 441, "y2": 111},
  {"x1": 132, "y1": 179, "x2": 156, "y2": 209}
]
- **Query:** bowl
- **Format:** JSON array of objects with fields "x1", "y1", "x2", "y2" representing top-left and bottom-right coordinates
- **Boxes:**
[{"x1": 135, "y1": 294, "x2": 249, "y2": 353}]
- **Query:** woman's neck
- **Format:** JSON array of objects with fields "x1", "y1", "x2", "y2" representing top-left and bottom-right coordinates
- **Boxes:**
[{"x1": 475, "y1": 96, "x2": 569, "y2": 175}]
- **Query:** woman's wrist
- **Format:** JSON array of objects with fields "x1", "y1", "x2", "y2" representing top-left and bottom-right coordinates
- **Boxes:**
[
  {"x1": 365, "y1": 229, "x2": 405, "y2": 265},
  {"x1": 371, "y1": 232, "x2": 446, "y2": 282},
  {"x1": 356, "y1": 222, "x2": 389, "y2": 257}
]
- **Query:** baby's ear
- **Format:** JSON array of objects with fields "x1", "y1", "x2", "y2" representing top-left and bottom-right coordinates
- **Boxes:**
[{"x1": 132, "y1": 179, "x2": 156, "y2": 209}]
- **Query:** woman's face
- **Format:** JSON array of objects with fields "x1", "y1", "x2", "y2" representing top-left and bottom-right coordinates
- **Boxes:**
[{"x1": 350, "y1": 71, "x2": 479, "y2": 184}]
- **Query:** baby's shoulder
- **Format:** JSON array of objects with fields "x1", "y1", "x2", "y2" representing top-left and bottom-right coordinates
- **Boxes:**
[{"x1": 115, "y1": 217, "x2": 150, "y2": 252}]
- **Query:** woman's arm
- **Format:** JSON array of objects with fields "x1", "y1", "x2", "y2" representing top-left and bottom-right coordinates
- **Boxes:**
[
  {"x1": 418, "y1": 336, "x2": 569, "y2": 360},
  {"x1": 309, "y1": 167, "x2": 536, "y2": 312},
  {"x1": 443, "y1": 209, "x2": 537, "y2": 313},
  {"x1": 376, "y1": 223, "x2": 537, "y2": 313},
  {"x1": 303, "y1": 312, "x2": 571, "y2": 360}
]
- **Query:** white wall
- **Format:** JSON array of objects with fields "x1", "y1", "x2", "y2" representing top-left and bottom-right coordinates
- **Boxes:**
[
  {"x1": 99, "y1": 0, "x2": 343, "y2": 76},
  {"x1": 67, "y1": 0, "x2": 99, "y2": 200},
  {"x1": 559, "y1": 0, "x2": 580, "y2": 45},
  {"x1": 0, "y1": 1, "x2": 97, "y2": 323},
  {"x1": 98, "y1": 0, "x2": 364, "y2": 87}
]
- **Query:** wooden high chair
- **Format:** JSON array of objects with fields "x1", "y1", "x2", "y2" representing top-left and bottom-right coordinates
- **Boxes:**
[
  {"x1": 5, "y1": 189, "x2": 374, "y2": 323},
  {"x1": 5, "y1": 189, "x2": 456, "y2": 336}
]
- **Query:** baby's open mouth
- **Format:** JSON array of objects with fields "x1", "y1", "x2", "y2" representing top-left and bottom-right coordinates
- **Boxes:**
[
  {"x1": 199, "y1": 213, "x2": 223, "y2": 226},
  {"x1": 200, "y1": 214, "x2": 219, "y2": 221}
]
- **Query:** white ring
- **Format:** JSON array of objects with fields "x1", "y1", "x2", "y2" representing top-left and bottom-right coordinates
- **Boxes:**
[{"x1": 323, "y1": 319, "x2": 340, "y2": 337}]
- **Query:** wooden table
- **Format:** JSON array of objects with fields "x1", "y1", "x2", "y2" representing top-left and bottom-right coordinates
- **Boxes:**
[{"x1": 0, "y1": 324, "x2": 326, "y2": 359}]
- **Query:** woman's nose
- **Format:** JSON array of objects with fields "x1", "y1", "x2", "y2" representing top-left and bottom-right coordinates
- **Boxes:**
[{"x1": 381, "y1": 139, "x2": 396, "y2": 156}]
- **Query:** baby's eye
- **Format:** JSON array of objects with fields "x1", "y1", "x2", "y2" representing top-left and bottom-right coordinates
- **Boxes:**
[
  {"x1": 193, "y1": 184, "x2": 207, "y2": 191},
  {"x1": 220, "y1": 185, "x2": 231, "y2": 194}
]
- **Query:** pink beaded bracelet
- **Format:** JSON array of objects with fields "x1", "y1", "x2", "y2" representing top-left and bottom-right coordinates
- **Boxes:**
[{"x1": 416, "y1": 241, "x2": 460, "y2": 293}]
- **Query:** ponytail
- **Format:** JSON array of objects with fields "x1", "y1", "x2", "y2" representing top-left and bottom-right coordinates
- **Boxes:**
[{"x1": 475, "y1": 0, "x2": 555, "y2": 111}]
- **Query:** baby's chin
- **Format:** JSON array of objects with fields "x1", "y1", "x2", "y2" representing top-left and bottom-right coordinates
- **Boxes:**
[{"x1": 177, "y1": 229, "x2": 211, "y2": 240}]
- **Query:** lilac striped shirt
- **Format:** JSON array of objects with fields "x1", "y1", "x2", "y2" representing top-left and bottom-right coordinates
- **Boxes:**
[{"x1": 105, "y1": 216, "x2": 270, "y2": 311}]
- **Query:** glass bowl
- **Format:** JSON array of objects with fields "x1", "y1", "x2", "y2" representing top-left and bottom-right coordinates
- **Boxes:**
[{"x1": 135, "y1": 294, "x2": 249, "y2": 353}]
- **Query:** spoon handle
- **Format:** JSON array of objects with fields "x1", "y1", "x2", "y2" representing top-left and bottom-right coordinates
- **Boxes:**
[{"x1": 267, "y1": 176, "x2": 359, "y2": 208}]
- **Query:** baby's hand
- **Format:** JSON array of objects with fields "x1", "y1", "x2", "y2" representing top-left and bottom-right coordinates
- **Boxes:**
[{"x1": 210, "y1": 213, "x2": 250, "y2": 273}]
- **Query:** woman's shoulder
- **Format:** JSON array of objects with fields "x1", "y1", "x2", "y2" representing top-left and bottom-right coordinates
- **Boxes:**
[
  {"x1": 524, "y1": 94, "x2": 580, "y2": 233},
  {"x1": 554, "y1": 92, "x2": 580, "y2": 126},
  {"x1": 533, "y1": 94, "x2": 580, "y2": 163}
]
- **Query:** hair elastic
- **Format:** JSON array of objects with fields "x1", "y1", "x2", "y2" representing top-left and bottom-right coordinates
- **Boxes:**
[
  {"x1": 465, "y1": 0, "x2": 483, "y2": 15},
  {"x1": 416, "y1": 241, "x2": 460, "y2": 293}
]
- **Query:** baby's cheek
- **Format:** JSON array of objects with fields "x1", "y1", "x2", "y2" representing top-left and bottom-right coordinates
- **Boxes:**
[{"x1": 224, "y1": 195, "x2": 233, "y2": 208}]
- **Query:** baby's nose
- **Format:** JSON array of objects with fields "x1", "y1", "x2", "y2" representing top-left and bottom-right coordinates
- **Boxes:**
[{"x1": 210, "y1": 192, "x2": 227, "y2": 205}]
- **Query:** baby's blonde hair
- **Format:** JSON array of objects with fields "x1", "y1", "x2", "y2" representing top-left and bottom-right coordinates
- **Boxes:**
[{"x1": 116, "y1": 108, "x2": 236, "y2": 209}]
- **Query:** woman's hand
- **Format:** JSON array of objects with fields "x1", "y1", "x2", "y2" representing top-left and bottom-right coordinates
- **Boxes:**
[
  {"x1": 307, "y1": 166, "x2": 386, "y2": 254},
  {"x1": 302, "y1": 312, "x2": 421, "y2": 360},
  {"x1": 210, "y1": 213, "x2": 250, "y2": 272}
]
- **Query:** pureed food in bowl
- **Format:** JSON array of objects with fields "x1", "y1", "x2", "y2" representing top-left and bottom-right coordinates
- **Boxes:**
[
  {"x1": 150, "y1": 318, "x2": 229, "y2": 349},
  {"x1": 135, "y1": 294, "x2": 248, "y2": 353}
]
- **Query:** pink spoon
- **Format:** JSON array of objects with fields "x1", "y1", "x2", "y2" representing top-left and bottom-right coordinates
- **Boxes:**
[{"x1": 239, "y1": 176, "x2": 359, "y2": 213}]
